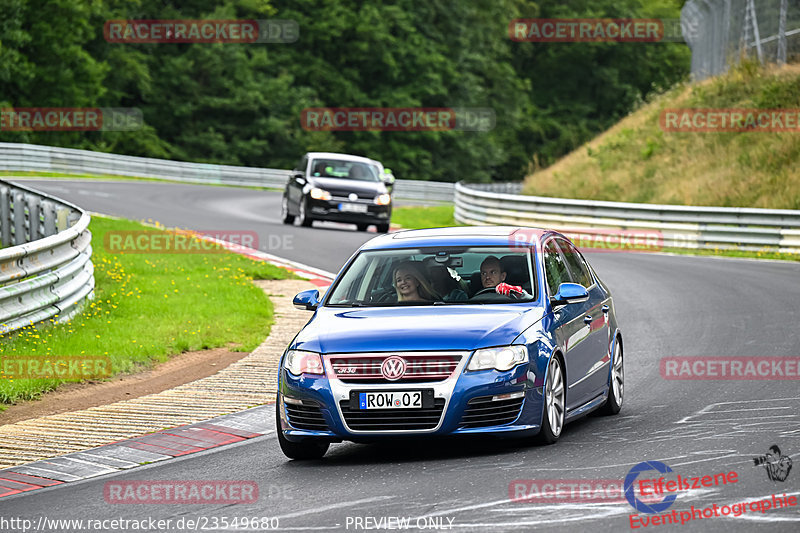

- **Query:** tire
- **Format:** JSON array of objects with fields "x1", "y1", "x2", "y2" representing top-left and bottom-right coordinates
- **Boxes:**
[
  {"x1": 600, "y1": 338, "x2": 623, "y2": 415},
  {"x1": 276, "y1": 398, "x2": 329, "y2": 460},
  {"x1": 537, "y1": 355, "x2": 565, "y2": 445},
  {"x1": 298, "y1": 198, "x2": 313, "y2": 227},
  {"x1": 376, "y1": 223, "x2": 390, "y2": 234},
  {"x1": 281, "y1": 196, "x2": 295, "y2": 225},
  {"x1": 356, "y1": 223, "x2": 368, "y2": 232}
]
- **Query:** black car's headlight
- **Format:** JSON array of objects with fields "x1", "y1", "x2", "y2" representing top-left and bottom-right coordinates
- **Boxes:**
[
  {"x1": 467, "y1": 345, "x2": 528, "y2": 372},
  {"x1": 284, "y1": 350, "x2": 324, "y2": 376},
  {"x1": 309, "y1": 187, "x2": 332, "y2": 201},
  {"x1": 374, "y1": 193, "x2": 392, "y2": 205}
]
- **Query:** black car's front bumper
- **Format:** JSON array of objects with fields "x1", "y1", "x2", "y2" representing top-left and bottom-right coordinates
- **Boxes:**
[{"x1": 307, "y1": 198, "x2": 391, "y2": 225}]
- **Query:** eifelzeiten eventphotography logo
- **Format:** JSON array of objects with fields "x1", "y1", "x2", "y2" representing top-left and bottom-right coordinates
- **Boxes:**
[
  {"x1": 624, "y1": 460, "x2": 798, "y2": 529},
  {"x1": 753, "y1": 445, "x2": 793, "y2": 482}
]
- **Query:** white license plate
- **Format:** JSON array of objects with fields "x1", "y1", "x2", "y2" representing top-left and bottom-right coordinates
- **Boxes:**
[
  {"x1": 359, "y1": 391, "x2": 422, "y2": 409},
  {"x1": 339, "y1": 202, "x2": 368, "y2": 213}
]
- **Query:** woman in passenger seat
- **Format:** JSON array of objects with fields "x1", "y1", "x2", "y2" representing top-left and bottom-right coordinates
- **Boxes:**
[{"x1": 393, "y1": 262, "x2": 439, "y2": 302}]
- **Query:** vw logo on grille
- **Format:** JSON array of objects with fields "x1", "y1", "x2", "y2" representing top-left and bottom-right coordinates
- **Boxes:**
[
  {"x1": 348, "y1": 193, "x2": 358, "y2": 201},
  {"x1": 381, "y1": 356, "x2": 407, "y2": 381}
]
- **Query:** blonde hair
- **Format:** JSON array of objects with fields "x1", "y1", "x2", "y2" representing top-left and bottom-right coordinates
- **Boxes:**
[{"x1": 393, "y1": 261, "x2": 439, "y2": 301}]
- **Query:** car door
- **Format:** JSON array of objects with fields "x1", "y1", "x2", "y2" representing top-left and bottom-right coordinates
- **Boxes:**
[
  {"x1": 542, "y1": 238, "x2": 595, "y2": 411},
  {"x1": 556, "y1": 237, "x2": 611, "y2": 400}
]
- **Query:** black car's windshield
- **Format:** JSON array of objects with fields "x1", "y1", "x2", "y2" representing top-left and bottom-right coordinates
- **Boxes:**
[
  {"x1": 326, "y1": 247, "x2": 536, "y2": 306},
  {"x1": 310, "y1": 159, "x2": 380, "y2": 182}
]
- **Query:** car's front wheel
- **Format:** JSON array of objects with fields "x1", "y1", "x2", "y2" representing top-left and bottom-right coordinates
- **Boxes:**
[
  {"x1": 376, "y1": 223, "x2": 390, "y2": 233},
  {"x1": 537, "y1": 356, "x2": 565, "y2": 445},
  {"x1": 600, "y1": 338, "x2": 623, "y2": 415},
  {"x1": 276, "y1": 399, "x2": 329, "y2": 460},
  {"x1": 281, "y1": 196, "x2": 295, "y2": 225},
  {"x1": 298, "y1": 198, "x2": 313, "y2": 227}
]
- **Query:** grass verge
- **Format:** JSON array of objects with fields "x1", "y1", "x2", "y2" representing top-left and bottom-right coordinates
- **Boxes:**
[
  {"x1": 0, "y1": 215, "x2": 296, "y2": 405},
  {"x1": 392, "y1": 205, "x2": 459, "y2": 230},
  {"x1": 522, "y1": 62, "x2": 800, "y2": 209}
]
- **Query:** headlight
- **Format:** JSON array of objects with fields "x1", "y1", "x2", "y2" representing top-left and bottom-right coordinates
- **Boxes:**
[
  {"x1": 467, "y1": 345, "x2": 528, "y2": 372},
  {"x1": 309, "y1": 187, "x2": 331, "y2": 201},
  {"x1": 374, "y1": 193, "x2": 392, "y2": 206},
  {"x1": 284, "y1": 350, "x2": 324, "y2": 376}
]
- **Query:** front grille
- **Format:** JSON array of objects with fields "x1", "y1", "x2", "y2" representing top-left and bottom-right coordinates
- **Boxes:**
[
  {"x1": 330, "y1": 354, "x2": 461, "y2": 384},
  {"x1": 284, "y1": 400, "x2": 328, "y2": 431},
  {"x1": 331, "y1": 194, "x2": 370, "y2": 202},
  {"x1": 459, "y1": 395, "x2": 524, "y2": 429},
  {"x1": 339, "y1": 398, "x2": 446, "y2": 431}
]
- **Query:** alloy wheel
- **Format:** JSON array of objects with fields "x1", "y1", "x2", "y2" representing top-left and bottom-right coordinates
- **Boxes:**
[{"x1": 545, "y1": 357, "x2": 565, "y2": 437}]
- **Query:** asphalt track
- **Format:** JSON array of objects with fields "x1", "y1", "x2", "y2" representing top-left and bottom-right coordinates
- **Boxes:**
[{"x1": 2, "y1": 179, "x2": 799, "y2": 532}]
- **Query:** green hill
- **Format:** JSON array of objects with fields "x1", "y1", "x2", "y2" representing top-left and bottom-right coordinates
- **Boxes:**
[{"x1": 522, "y1": 62, "x2": 800, "y2": 209}]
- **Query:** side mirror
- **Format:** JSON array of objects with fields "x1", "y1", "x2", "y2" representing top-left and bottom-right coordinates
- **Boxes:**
[
  {"x1": 293, "y1": 289, "x2": 320, "y2": 311},
  {"x1": 382, "y1": 169, "x2": 395, "y2": 185},
  {"x1": 293, "y1": 172, "x2": 306, "y2": 184},
  {"x1": 551, "y1": 282, "x2": 589, "y2": 306}
]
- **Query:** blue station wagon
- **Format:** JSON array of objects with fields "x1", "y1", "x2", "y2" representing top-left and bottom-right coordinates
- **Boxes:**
[{"x1": 276, "y1": 227, "x2": 624, "y2": 459}]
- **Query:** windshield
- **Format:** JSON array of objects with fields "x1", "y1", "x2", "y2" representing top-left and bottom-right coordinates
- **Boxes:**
[
  {"x1": 326, "y1": 247, "x2": 536, "y2": 306},
  {"x1": 310, "y1": 159, "x2": 380, "y2": 182}
]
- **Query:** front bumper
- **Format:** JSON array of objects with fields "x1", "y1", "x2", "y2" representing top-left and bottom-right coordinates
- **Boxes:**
[
  {"x1": 278, "y1": 354, "x2": 543, "y2": 443},
  {"x1": 307, "y1": 198, "x2": 391, "y2": 224}
]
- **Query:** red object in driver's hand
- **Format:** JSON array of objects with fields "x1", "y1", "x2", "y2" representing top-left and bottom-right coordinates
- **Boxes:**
[{"x1": 495, "y1": 282, "x2": 522, "y2": 296}]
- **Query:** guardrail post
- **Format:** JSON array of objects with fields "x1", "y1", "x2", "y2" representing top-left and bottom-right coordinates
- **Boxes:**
[
  {"x1": 12, "y1": 190, "x2": 26, "y2": 245},
  {"x1": 0, "y1": 185, "x2": 10, "y2": 247}
]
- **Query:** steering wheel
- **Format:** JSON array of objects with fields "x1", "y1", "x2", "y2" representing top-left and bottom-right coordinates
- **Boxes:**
[
  {"x1": 473, "y1": 287, "x2": 499, "y2": 297},
  {"x1": 472, "y1": 287, "x2": 522, "y2": 300}
]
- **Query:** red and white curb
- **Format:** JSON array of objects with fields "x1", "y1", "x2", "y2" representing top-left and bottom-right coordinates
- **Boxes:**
[{"x1": 0, "y1": 406, "x2": 270, "y2": 499}]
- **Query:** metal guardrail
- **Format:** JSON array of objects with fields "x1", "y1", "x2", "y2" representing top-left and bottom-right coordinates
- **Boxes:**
[
  {"x1": 455, "y1": 182, "x2": 800, "y2": 253},
  {"x1": 0, "y1": 179, "x2": 94, "y2": 336},
  {"x1": 0, "y1": 142, "x2": 455, "y2": 203}
]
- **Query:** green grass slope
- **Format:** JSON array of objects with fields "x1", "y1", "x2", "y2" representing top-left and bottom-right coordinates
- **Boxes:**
[{"x1": 522, "y1": 62, "x2": 800, "y2": 209}]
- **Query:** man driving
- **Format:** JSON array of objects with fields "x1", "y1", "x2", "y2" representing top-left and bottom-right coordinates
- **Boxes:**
[{"x1": 480, "y1": 256, "x2": 524, "y2": 297}]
